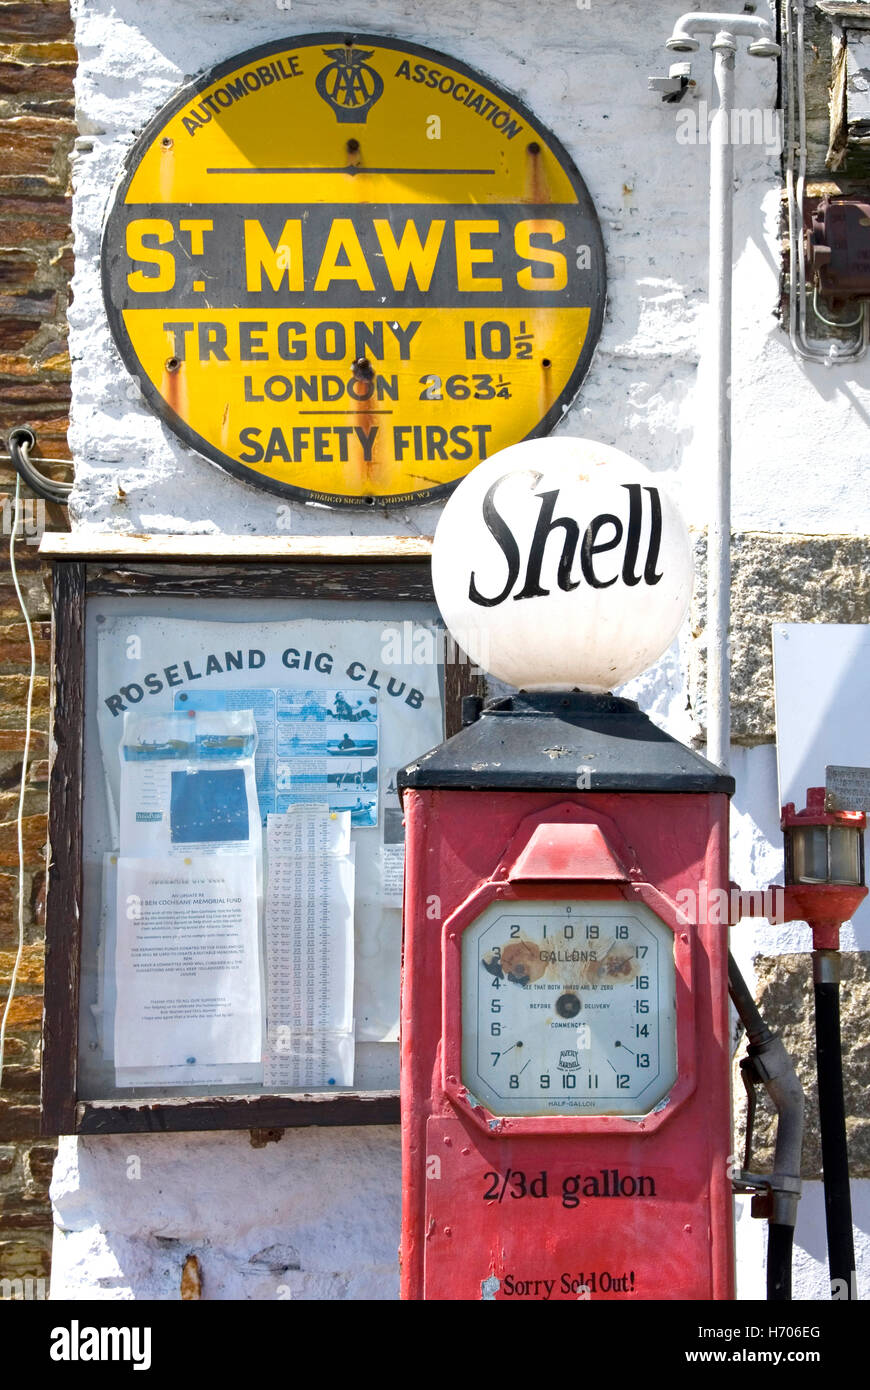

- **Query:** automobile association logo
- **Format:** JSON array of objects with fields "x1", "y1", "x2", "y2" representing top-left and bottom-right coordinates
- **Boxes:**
[
  {"x1": 558, "y1": 1049, "x2": 581, "y2": 1071},
  {"x1": 315, "y1": 46, "x2": 384, "y2": 123}
]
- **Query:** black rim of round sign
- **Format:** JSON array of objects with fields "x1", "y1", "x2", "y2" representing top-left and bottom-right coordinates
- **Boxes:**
[{"x1": 101, "y1": 31, "x2": 607, "y2": 509}]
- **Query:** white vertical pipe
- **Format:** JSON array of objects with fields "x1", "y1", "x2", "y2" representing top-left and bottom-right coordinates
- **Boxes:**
[
  {"x1": 666, "y1": 14, "x2": 779, "y2": 767},
  {"x1": 706, "y1": 33, "x2": 735, "y2": 773}
]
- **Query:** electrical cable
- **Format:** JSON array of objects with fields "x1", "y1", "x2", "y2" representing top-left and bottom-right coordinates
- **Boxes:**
[
  {"x1": 812, "y1": 287, "x2": 865, "y2": 331},
  {"x1": 4, "y1": 425, "x2": 72, "y2": 506},
  {"x1": 0, "y1": 477, "x2": 38, "y2": 1086}
]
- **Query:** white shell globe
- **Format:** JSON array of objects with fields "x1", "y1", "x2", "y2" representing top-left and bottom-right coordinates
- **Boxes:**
[{"x1": 432, "y1": 438, "x2": 692, "y2": 692}]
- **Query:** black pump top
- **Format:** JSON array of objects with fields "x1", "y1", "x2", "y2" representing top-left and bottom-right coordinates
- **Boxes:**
[{"x1": 398, "y1": 691, "x2": 734, "y2": 795}]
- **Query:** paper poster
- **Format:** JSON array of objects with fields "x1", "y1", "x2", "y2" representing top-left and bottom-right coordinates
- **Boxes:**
[
  {"x1": 381, "y1": 800, "x2": 406, "y2": 906},
  {"x1": 119, "y1": 711, "x2": 260, "y2": 856},
  {"x1": 112, "y1": 709, "x2": 264, "y2": 1085},
  {"x1": 113, "y1": 855, "x2": 262, "y2": 1076},
  {"x1": 97, "y1": 615, "x2": 444, "y2": 1046},
  {"x1": 264, "y1": 808, "x2": 355, "y2": 1090},
  {"x1": 176, "y1": 687, "x2": 379, "y2": 827},
  {"x1": 381, "y1": 846, "x2": 405, "y2": 907}
]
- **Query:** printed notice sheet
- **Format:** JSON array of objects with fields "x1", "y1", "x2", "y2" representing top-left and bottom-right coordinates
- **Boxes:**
[
  {"x1": 264, "y1": 808, "x2": 355, "y2": 1089},
  {"x1": 113, "y1": 855, "x2": 262, "y2": 1079},
  {"x1": 113, "y1": 709, "x2": 264, "y2": 1084}
]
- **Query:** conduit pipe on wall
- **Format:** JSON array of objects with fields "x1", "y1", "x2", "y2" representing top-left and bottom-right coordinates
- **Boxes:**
[
  {"x1": 783, "y1": 0, "x2": 868, "y2": 364},
  {"x1": 665, "y1": 13, "x2": 780, "y2": 772}
]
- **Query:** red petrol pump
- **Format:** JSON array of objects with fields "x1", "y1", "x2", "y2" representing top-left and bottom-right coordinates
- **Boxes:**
[
  {"x1": 398, "y1": 438, "x2": 802, "y2": 1301},
  {"x1": 400, "y1": 692, "x2": 736, "y2": 1300}
]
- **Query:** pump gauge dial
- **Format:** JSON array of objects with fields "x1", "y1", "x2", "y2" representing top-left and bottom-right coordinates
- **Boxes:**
[{"x1": 461, "y1": 899, "x2": 677, "y2": 1117}]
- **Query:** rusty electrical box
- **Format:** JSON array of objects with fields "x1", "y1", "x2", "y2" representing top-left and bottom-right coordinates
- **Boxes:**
[{"x1": 808, "y1": 198, "x2": 870, "y2": 301}]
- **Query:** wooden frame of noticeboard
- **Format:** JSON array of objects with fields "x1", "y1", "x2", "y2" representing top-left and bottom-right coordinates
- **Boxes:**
[{"x1": 39, "y1": 535, "x2": 481, "y2": 1136}]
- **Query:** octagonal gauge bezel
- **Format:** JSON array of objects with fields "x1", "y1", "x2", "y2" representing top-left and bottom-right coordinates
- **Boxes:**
[{"x1": 441, "y1": 878, "x2": 695, "y2": 1137}]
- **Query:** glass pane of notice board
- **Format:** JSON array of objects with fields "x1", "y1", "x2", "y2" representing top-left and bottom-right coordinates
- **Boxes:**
[{"x1": 78, "y1": 592, "x2": 444, "y2": 1102}]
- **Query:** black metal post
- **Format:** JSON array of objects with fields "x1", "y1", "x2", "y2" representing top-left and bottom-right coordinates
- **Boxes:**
[
  {"x1": 766, "y1": 1224, "x2": 794, "y2": 1301},
  {"x1": 813, "y1": 950, "x2": 857, "y2": 1299}
]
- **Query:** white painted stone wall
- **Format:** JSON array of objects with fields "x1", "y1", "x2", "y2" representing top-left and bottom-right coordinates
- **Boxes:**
[{"x1": 51, "y1": 0, "x2": 870, "y2": 1299}]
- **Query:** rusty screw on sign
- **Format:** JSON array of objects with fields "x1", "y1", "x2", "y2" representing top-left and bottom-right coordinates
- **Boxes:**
[{"x1": 351, "y1": 357, "x2": 374, "y2": 382}]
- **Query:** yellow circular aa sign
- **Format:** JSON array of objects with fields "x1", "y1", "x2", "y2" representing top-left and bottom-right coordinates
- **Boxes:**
[{"x1": 102, "y1": 33, "x2": 606, "y2": 507}]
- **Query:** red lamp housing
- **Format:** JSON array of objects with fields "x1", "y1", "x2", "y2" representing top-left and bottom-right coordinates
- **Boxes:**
[{"x1": 780, "y1": 788, "x2": 867, "y2": 950}]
